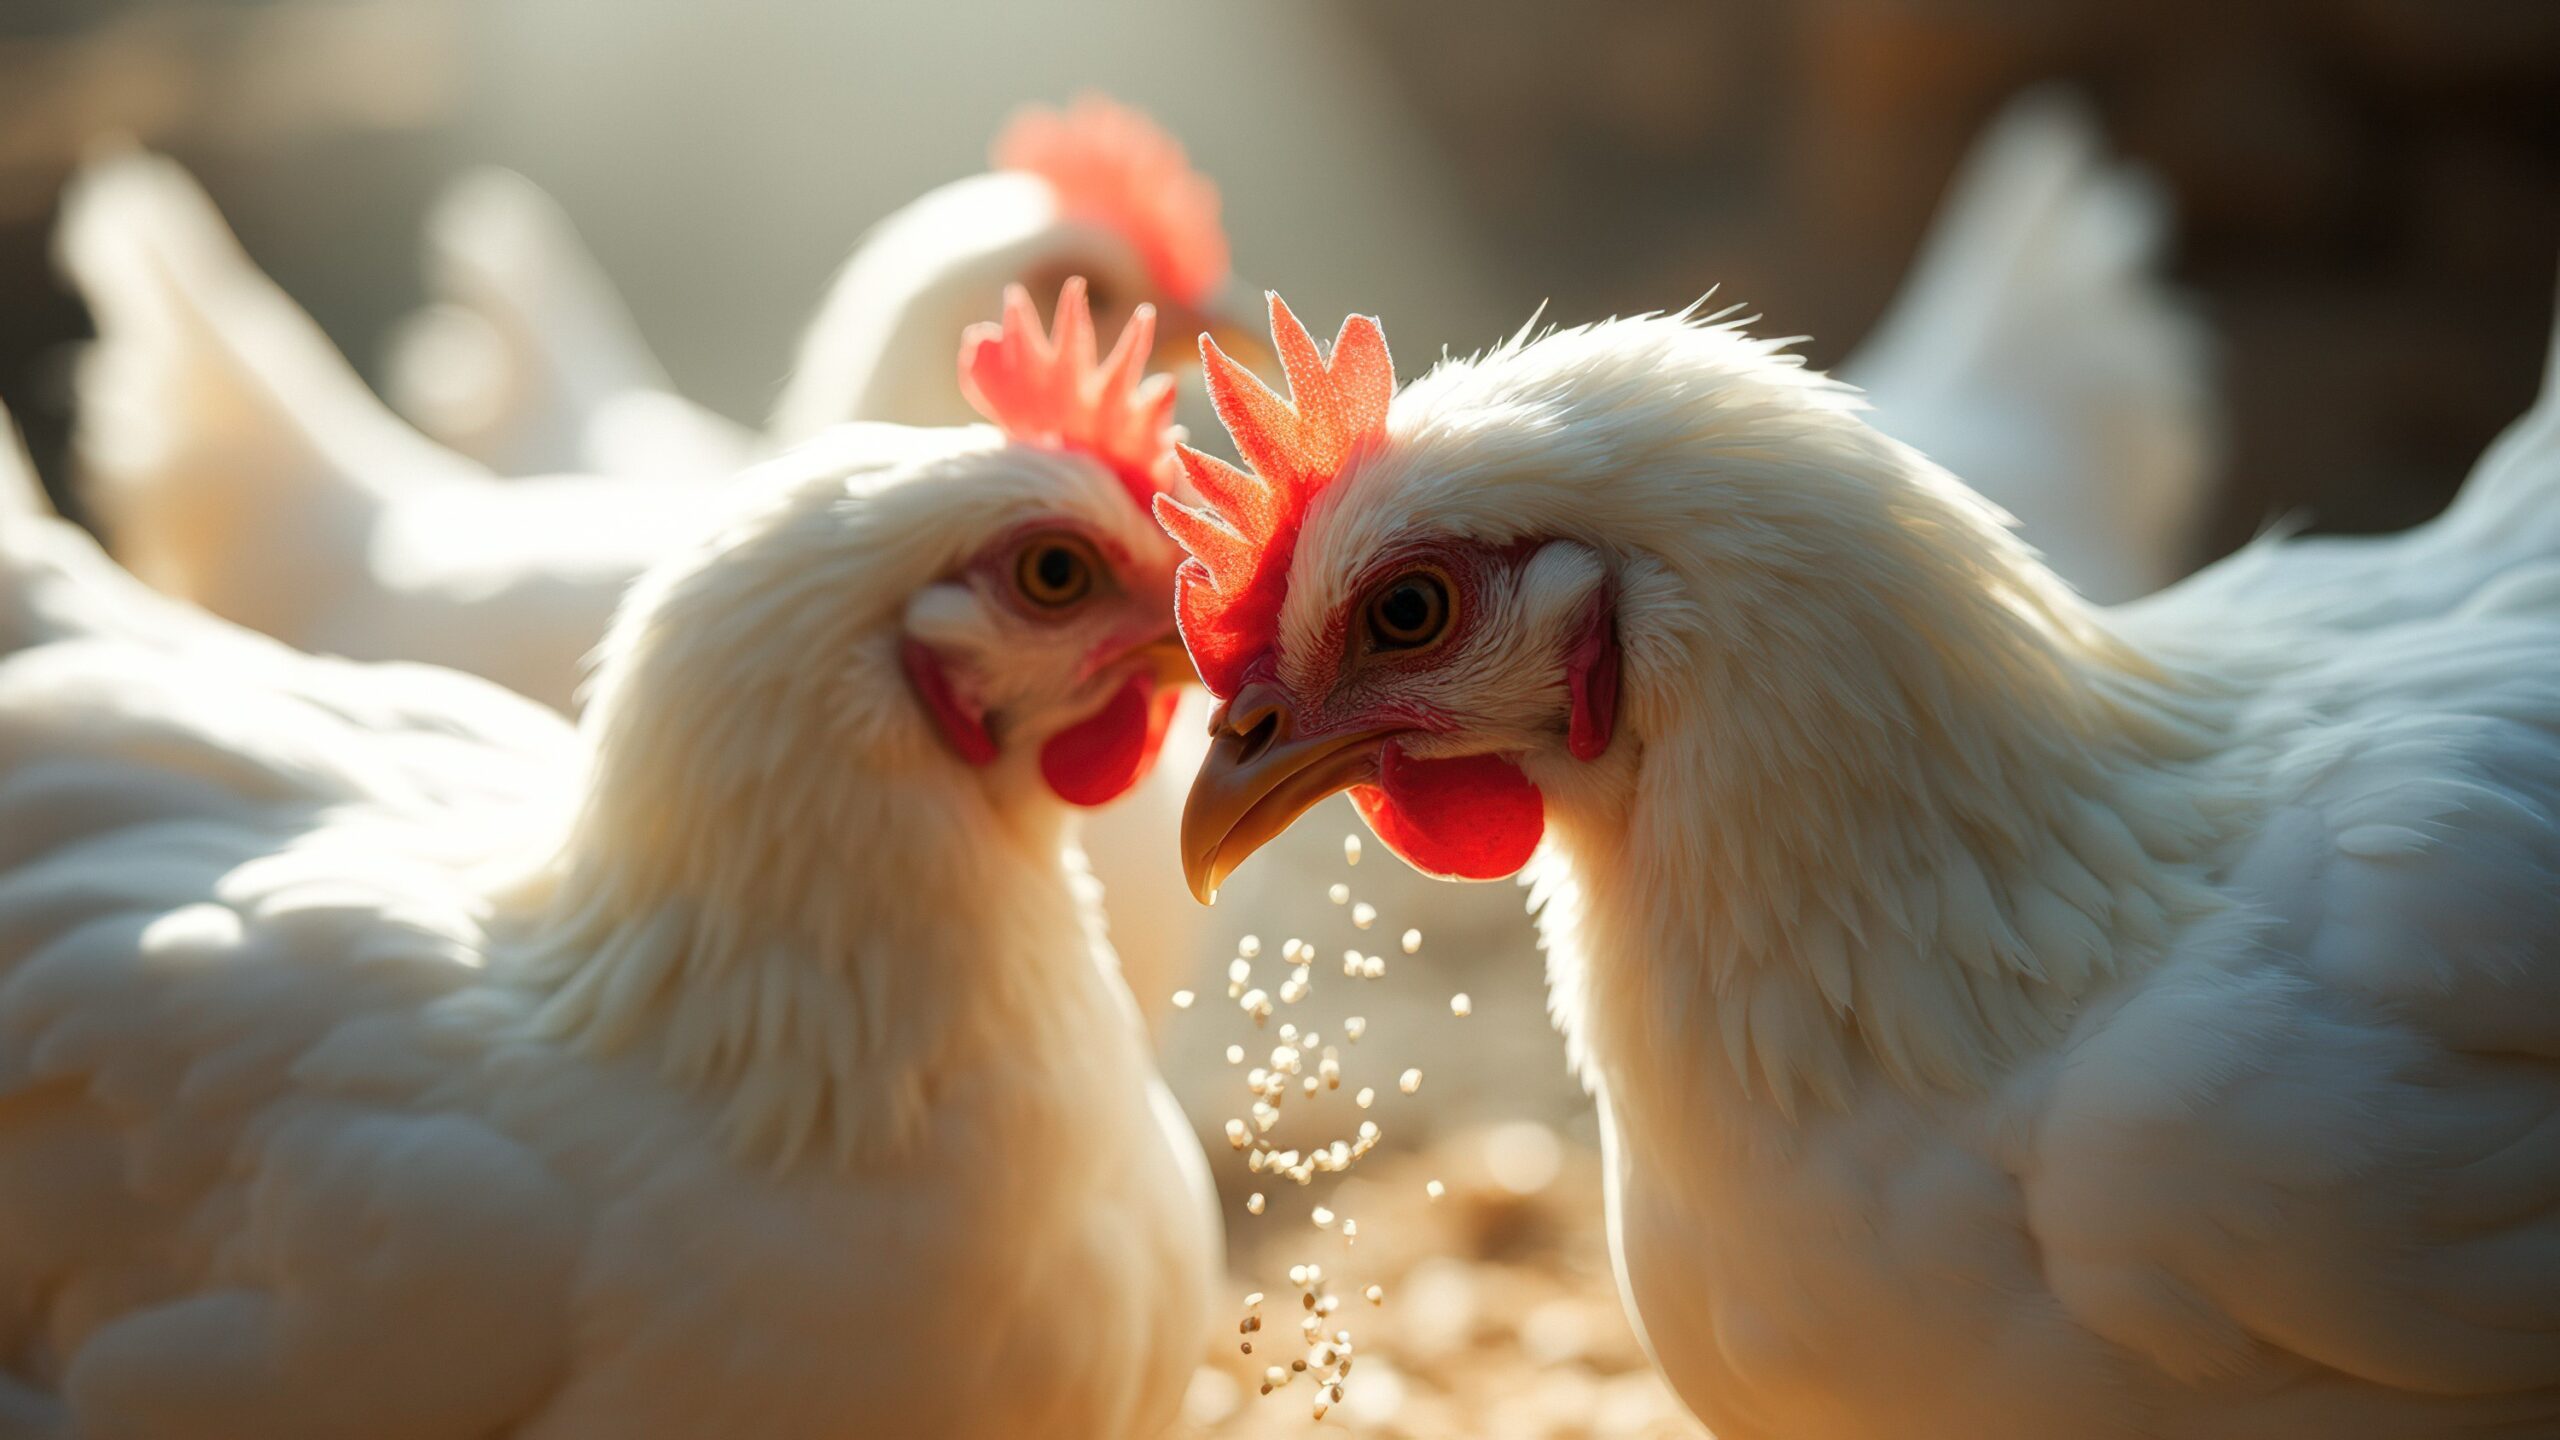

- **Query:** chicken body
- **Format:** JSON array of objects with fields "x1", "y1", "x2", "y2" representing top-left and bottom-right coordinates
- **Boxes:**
[
  {"x1": 1168, "y1": 282, "x2": 2560, "y2": 1437},
  {"x1": 0, "y1": 418, "x2": 1215, "y2": 1438}
]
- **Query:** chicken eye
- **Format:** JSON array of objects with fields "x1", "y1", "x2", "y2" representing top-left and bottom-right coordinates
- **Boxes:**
[
  {"x1": 1366, "y1": 569, "x2": 1453, "y2": 651},
  {"x1": 1014, "y1": 536, "x2": 1098, "y2": 609}
]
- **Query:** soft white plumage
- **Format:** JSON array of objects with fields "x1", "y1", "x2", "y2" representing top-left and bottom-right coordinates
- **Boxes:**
[
  {"x1": 0, "y1": 405, "x2": 1216, "y2": 1436},
  {"x1": 1176, "y1": 275, "x2": 2560, "y2": 1437},
  {"x1": 1844, "y1": 88, "x2": 2215, "y2": 603}
]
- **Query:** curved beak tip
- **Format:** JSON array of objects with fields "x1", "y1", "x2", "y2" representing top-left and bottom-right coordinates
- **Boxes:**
[{"x1": 1178, "y1": 722, "x2": 1391, "y2": 909}]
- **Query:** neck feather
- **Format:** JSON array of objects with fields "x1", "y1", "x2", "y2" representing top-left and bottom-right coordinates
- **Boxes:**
[
  {"x1": 1530, "y1": 451, "x2": 2249, "y2": 1144},
  {"x1": 498, "y1": 500, "x2": 1123, "y2": 1170}
]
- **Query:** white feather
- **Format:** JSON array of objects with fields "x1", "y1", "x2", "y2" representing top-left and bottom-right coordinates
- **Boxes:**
[{"x1": 381, "y1": 167, "x2": 754, "y2": 481}]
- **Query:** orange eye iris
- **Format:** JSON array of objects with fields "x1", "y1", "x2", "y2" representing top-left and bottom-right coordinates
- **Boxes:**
[
  {"x1": 1015, "y1": 536, "x2": 1098, "y2": 608},
  {"x1": 1366, "y1": 569, "x2": 1453, "y2": 650}
]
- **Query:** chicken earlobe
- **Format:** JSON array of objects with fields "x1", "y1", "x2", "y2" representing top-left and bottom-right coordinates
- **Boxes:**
[
  {"x1": 900, "y1": 636, "x2": 996, "y2": 765},
  {"x1": 1565, "y1": 587, "x2": 1620, "y2": 762}
]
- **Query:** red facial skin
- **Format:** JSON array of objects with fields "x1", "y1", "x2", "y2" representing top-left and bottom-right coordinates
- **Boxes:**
[
  {"x1": 1267, "y1": 540, "x2": 1618, "y2": 881},
  {"x1": 904, "y1": 523, "x2": 1179, "y2": 808}
]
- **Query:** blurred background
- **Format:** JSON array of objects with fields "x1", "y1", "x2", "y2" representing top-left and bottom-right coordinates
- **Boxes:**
[
  {"x1": 3, "y1": 3, "x2": 2556, "y2": 1434},
  {"x1": 5, "y1": 1, "x2": 2557, "y2": 539}
]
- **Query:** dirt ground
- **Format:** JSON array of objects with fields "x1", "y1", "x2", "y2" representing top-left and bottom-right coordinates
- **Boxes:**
[{"x1": 1186, "y1": 1126, "x2": 1702, "y2": 1440}]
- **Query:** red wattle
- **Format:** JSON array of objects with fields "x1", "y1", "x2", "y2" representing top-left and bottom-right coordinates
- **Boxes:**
[
  {"x1": 1041, "y1": 674, "x2": 1178, "y2": 807},
  {"x1": 902, "y1": 638, "x2": 997, "y2": 766},
  {"x1": 1350, "y1": 742, "x2": 1544, "y2": 881}
]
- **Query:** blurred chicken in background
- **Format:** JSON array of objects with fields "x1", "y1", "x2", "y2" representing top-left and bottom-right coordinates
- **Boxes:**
[{"x1": 382, "y1": 96, "x2": 1265, "y2": 481}]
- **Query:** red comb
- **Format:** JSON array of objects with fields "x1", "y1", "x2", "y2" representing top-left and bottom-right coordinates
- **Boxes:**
[
  {"x1": 992, "y1": 95, "x2": 1230, "y2": 309},
  {"x1": 1152, "y1": 294, "x2": 1394, "y2": 697},
  {"x1": 959, "y1": 276, "x2": 1178, "y2": 509}
]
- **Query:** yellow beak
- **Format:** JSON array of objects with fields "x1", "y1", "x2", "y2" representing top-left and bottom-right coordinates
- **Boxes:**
[{"x1": 1179, "y1": 684, "x2": 1393, "y2": 903}]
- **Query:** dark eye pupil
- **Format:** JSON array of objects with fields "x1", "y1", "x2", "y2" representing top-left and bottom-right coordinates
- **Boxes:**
[
  {"x1": 1036, "y1": 548, "x2": 1077, "y2": 591},
  {"x1": 1381, "y1": 585, "x2": 1433, "y2": 635}
]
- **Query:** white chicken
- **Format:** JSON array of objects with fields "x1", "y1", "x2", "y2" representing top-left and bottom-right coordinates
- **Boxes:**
[
  {"x1": 56, "y1": 150, "x2": 1221, "y2": 1026},
  {"x1": 383, "y1": 95, "x2": 1257, "y2": 479},
  {"x1": 1167, "y1": 281, "x2": 2560, "y2": 1438},
  {"x1": 0, "y1": 282, "x2": 1215, "y2": 1437}
]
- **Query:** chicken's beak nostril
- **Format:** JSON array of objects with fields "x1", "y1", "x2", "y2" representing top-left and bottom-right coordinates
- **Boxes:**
[
  {"x1": 1234, "y1": 710, "x2": 1280, "y2": 766},
  {"x1": 1215, "y1": 682, "x2": 1293, "y2": 751}
]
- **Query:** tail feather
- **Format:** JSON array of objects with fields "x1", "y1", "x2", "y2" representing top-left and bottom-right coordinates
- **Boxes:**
[
  {"x1": 384, "y1": 168, "x2": 747, "y2": 479},
  {"x1": 1852, "y1": 89, "x2": 2140, "y2": 382},
  {"x1": 54, "y1": 149, "x2": 478, "y2": 633},
  {"x1": 387, "y1": 167, "x2": 664, "y2": 472},
  {"x1": 1845, "y1": 87, "x2": 2220, "y2": 604},
  {"x1": 0, "y1": 397, "x2": 239, "y2": 660},
  {"x1": 2461, "y1": 257, "x2": 2560, "y2": 515},
  {"x1": 0, "y1": 401, "x2": 48, "y2": 518}
]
